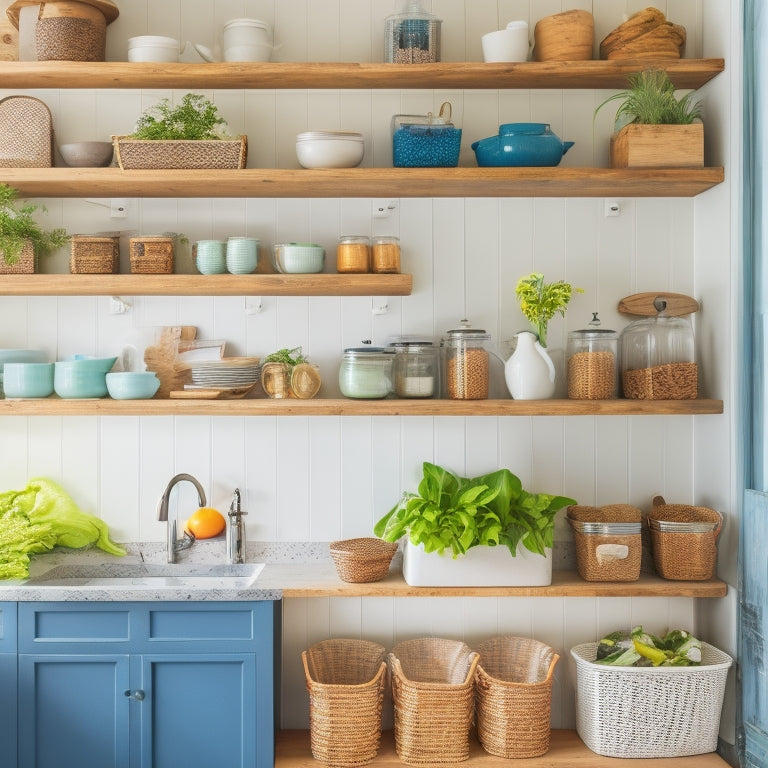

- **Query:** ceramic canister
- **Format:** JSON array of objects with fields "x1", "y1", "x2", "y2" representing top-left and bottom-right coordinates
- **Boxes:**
[
  {"x1": 194, "y1": 240, "x2": 226, "y2": 274},
  {"x1": 226, "y1": 237, "x2": 259, "y2": 274}
]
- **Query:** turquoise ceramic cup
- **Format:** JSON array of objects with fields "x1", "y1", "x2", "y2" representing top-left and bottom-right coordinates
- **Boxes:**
[
  {"x1": 194, "y1": 240, "x2": 227, "y2": 274},
  {"x1": 2, "y1": 362, "x2": 55, "y2": 398},
  {"x1": 226, "y1": 237, "x2": 259, "y2": 274}
]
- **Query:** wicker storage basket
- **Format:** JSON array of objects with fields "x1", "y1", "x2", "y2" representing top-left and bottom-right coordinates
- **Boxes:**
[
  {"x1": 70, "y1": 235, "x2": 120, "y2": 274},
  {"x1": 36, "y1": 14, "x2": 106, "y2": 62},
  {"x1": 0, "y1": 95, "x2": 53, "y2": 167},
  {"x1": 388, "y1": 638, "x2": 479, "y2": 765},
  {"x1": 571, "y1": 641, "x2": 732, "y2": 758},
  {"x1": 129, "y1": 237, "x2": 174, "y2": 274},
  {"x1": 567, "y1": 505, "x2": 643, "y2": 582},
  {"x1": 0, "y1": 240, "x2": 35, "y2": 274},
  {"x1": 302, "y1": 639, "x2": 388, "y2": 767},
  {"x1": 647, "y1": 495, "x2": 723, "y2": 580},
  {"x1": 330, "y1": 538, "x2": 398, "y2": 583},
  {"x1": 474, "y1": 636, "x2": 559, "y2": 759},
  {"x1": 113, "y1": 136, "x2": 248, "y2": 170}
]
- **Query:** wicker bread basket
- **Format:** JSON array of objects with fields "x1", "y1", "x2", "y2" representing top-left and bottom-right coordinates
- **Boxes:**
[
  {"x1": 302, "y1": 639, "x2": 388, "y2": 766},
  {"x1": 113, "y1": 135, "x2": 248, "y2": 170},
  {"x1": 70, "y1": 235, "x2": 120, "y2": 274},
  {"x1": 474, "y1": 636, "x2": 559, "y2": 759},
  {"x1": 330, "y1": 538, "x2": 398, "y2": 583},
  {"x1": 0, "y1": 240, "x2": 35, "y2": 274},
  {"x1": 646, "y1": 495, "x2": 722, "y2": 580},
  {"x1": 388, "y1": 638, "x2": 479, "y2": 765}
]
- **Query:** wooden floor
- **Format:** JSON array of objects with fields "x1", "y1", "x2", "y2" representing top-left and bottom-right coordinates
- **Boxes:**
[{"x1": 275, "y1": 730, "x2": 731, "y2": 767}]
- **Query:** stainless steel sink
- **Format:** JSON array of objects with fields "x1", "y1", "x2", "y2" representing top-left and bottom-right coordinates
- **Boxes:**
[{"x1": 29, "y1": 562, "x2": 265, "y2": 590}]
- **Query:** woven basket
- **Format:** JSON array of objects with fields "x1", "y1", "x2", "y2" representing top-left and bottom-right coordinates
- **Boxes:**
[
  {"x1": 113, "y1": 135, "x2": 248, "y2": 170},
  {"x1": 388, "y1": 638, "x2": 479, "y2": 765},
  {"x1": 330, "y1": 538, "x2": 398, "y2": 583},
  {"x1": 647, "y1": 495, "x2": 722, "y2": 580},
  {"x1": 474, "y1": 636, "x2": 559, "y2": 759},
  {"x1": 36, "y1": 15, "x2": 106, "y2": 61},
  {"x1": 0, "y1": 95, "x2": 53, "y2": 167},
  {"x1": 571, "y1": 641, "x2": 732, "y2": 758},
  {"x1": 567, "y1": 504, "x2": 642, "y2": 523},
  {"x1": 70, "y1": 235, "x2": 120, "y2": 274},
  {"x1": 0, "y1": 240, "x2": 36, "y2": 274},
  {"x1": 302, "y1": 639, "x2": 388, "y2": 767},
  {"x1": 129, "y1": 237, "x2": 174, "y2": 274}
]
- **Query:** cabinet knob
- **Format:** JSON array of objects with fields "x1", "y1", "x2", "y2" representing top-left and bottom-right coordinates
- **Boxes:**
[{"x1": 124, "y1": 689, "x2": 145, "y2": 701}]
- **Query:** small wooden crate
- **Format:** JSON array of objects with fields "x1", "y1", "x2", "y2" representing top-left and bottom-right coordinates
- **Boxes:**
[
  {"x1": 129, "y1": 236, "x2": 174, "y2": 274},
  {"x1": 610, "y1": 123, "x2": 704, "y2": 169},
  {"x1": 70, "y1": 235, "x2": 120, "y2": 274}
]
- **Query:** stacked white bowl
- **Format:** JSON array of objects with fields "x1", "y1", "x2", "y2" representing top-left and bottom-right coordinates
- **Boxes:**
[{"x1": 296, "y1": 131, "x2": 364, "y2": 168}]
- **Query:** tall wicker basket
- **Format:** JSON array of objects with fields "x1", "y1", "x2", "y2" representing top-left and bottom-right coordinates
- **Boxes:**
[
  {"x1": 302, "y1": 639, "x2": 387, "y2": 767},
  {"x1": 388, "y1": 638, "x2": 479, "y2": 765},
  {"x1": 474, "y1": 636, "x2": 559, "y2": 759}
]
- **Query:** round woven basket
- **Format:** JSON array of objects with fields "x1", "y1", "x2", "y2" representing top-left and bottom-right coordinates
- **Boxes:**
[
  {"x1": 329, "y1": 538, "x2": 398, "y2": 583},
  {"x1": 567, "y1": 504, "x2": 642, "y2": 523}
]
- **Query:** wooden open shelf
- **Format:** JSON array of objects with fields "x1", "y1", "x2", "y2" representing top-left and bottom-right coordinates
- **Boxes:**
[
  {"x1": 0, "y1": 273, "x2": 412, "y2": 297},
  {"x1": 0, "y1": 167, "x2": 725, "y2": 199},
  {"x1": 275, "y1": 730, "x2": 731, "y2": 768},
  {"x1": 0, "y1": 397, "x2": 724, "y2": 417},
  {"x1": 0, "y1": 59, "x2": 724, "y2": 90}
]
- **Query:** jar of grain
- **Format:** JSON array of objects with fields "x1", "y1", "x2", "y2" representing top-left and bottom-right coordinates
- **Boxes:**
[
  {"x1": 440, "y1": 320, "x2": 491, "y2": 400},
  {"x1": 371, "y1": 236, "x2": 401, "y2": 273},
  {"x1": 390, "y1": 339, "x2": 438, "y2": 398},
  {"x1": 339, "y1": 347, "x2": 394, "y2": 399},
  {"x1": 336, "y1": 235, "x2": 370, "y2": 273},
  {"x1": 566, "y1": 313, "x2": 618, "y2": 400},
  {"x1": 620, "y1": 298, "x2": 697, "y2": 400}
]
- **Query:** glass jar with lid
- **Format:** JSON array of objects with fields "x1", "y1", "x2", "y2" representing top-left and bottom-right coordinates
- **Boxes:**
[
  {"x1": 440, "y1": 320, "x2": 491, "y2": 400},
  {"x1": 390, "y1": 339, "x2": 438, "y2": 398},
  {"x1": 566, "y1": 313, "x2": 619, "y2": 399},
  {"x1": 384, "y1": 0, "x2": 442, "y2": 63},
  {"x1": 336, "y1": 235, "x2": 370, "y2": 273},
  {"x1": 338, "y1": 347, "x2": 394, "y2": 399},
  {"x1": 620, "y1": 298, "x2": 697, "y2": 399},
  {"x1": 371, "y1": 236, "x2": 401, "y2": 273}
]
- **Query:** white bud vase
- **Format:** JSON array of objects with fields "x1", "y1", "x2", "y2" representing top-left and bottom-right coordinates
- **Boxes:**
[{"x1": 504, "y1": 331, "x2": 556, "y2": 399}]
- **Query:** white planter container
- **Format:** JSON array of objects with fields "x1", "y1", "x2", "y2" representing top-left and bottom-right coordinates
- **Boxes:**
[{"x1": 402, "y1": 540, "x2": 553, "y2": 587}]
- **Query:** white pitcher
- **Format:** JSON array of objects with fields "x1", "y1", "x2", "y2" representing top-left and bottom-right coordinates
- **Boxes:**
[
  {"x1": 194, "y1": 18, "x2": 278, "y2": 63},
  {"x1": 504, "y1": 331, "x2": 556, "y2": 400}
]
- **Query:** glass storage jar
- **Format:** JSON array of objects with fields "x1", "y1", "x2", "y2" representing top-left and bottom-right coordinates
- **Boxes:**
[
  {"x1": 371, "y1": 236, "x2": 401, "y2": 273},
  {"x1": 339, "y1": 347, "x2": 394, "y2": 399},
  {"x1": 566, "y1": 313, "x2": 619, "y2": 400},
  {"x1": 391, "y1": 102, "x2": 461, "y2": 168},
  {"x1": 620, "y1": 298, "x2": 697, "y2": 399},
  {"x1": 336, "y1": 235, "x2": 370, "y2": 273},
  {"x1": 384, "y1": 0, "x2": 442, "y2": 63},
  {"x1": 441, "y1": 320, "x2": 491, "y2": 400},
  {"x1": 390, "y1": 339, "x2": 438, "y2": 398}
]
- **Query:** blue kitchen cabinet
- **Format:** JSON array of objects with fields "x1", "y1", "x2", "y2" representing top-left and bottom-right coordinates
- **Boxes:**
[
  {"x1": 17, "y1": 601, "x2": 279, "y2": 768},
  {"x1": 0, "y1": 603, "x2": 18, "y2": 768}
]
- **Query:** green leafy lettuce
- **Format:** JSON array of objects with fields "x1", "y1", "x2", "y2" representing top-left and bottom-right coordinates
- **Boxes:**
[
  {"x1": 373, "y1": 462, "x2": 575, "y2": 557},
  {"x1": 0, "y1": 477, "x2": 126, "y2": 579}
]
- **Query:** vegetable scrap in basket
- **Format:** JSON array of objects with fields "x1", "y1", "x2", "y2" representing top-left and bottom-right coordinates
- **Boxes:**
[{"x1": 596, "y1": 625, "x2": 702, "y2": 667}]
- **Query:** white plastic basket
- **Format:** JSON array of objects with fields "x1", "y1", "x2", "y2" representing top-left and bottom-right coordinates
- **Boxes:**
[{"x1": 570, "y1": 641, "x2": 732, "y2": 758}]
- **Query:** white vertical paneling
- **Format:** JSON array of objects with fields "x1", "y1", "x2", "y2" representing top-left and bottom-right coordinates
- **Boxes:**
[
  {"x1": 370, "y1": 417, "x2": 401, "y2": 534},
  {"x1": 595, "y1": 417, "x2": 629, "y2": 503},
  {"x1": 276, "y1": 417, "x2": 311, "y2": 539},
  {"x1": 99, "y1": 417, "x2": 141, "y2": 541},
  {"x1": 138, "y1": 416, "x2": 176, "y2": 541},
  {"x1": 308, "y1": 416, "x2": 342, "y2": 539}
]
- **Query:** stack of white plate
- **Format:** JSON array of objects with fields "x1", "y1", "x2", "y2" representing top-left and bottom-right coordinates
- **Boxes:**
[{"x1": 188, "y1": 357, "x2": 261, "y2": 389}]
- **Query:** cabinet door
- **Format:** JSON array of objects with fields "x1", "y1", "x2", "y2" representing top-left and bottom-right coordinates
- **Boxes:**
[
  {"x1": 18, "y1": 653, "x2": 131, "y2": 768},
  {"x1": 137, "y1": 653, "x2": 264, "y2": 768},
  {"x1": 0, "y1": 603, "x2": 17, "y2": 768}
]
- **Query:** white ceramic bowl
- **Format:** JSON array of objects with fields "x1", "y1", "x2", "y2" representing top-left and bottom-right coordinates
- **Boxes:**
[
  {"x1": 128, "y1": 35, "x2": 182, "y2": 63},
  {"x1": 272, "y1": 243, "x2": 325, "y2": 274},
  {"x1": 59, "y1": 141, "x2": 114, "y2": 168},
  {"x1": 296, "y1": 131, "x2": 364, "y2": 169}
]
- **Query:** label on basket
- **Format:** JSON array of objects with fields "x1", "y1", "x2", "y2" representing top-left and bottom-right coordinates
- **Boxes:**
[{"x1": 596, "y1": 543, "x2": 629, "y2": 563}]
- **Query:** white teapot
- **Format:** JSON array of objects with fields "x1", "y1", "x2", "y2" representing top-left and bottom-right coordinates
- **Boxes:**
[{"x1": 194, "y1": 18, "x2": 278, "y2": 63}]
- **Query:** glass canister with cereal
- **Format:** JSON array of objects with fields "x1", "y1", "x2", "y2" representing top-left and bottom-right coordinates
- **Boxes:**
[
  {"x1": 566, "y1": 313, "x2": 619, "y2": 399},
  {"x1": 440, "y1": 320, "x2": 491, "y2": 400}
]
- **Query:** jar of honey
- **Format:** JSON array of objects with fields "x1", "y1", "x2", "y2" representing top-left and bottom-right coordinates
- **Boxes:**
[
  {"x1": 336, "y1": 235, "x2": 370, "y2": 273},
  {"x1": 371, "y1": 236, "x2": 401, "y2": 273}
]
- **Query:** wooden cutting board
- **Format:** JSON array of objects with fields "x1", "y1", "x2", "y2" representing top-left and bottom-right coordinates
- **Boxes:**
[
  {"x1": 0, "y1": 20, "x2": 18, "y2": 61},
  {"x1": 143, "y1": 326, "x2": 196, "y2": 398},
  {"x1": 618, "y1": 292, "x2": 699, "y2": 317}
]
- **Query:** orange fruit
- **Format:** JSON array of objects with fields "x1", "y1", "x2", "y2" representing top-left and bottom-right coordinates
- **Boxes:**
[{"x1": 184, "y1": 507, "x2": 226, "y2": 539}]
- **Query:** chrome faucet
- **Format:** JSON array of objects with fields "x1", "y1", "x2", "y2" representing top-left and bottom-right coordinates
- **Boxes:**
[
  {"x1": 156, "y1": 473, "x2": 207, "y2": 564},
  {"x1": 227, "y1": 488, "x2": 247, "y2": 564}
]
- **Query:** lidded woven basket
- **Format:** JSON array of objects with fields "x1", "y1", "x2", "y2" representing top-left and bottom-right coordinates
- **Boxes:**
[
  {"x1": 302, "y1": 639, "x2": 388, "y2": 766},
  {"x1": 330, "y1": 538, "x2": 398, "y2": 583},
  {"x1": 474, "y1": 636, "x2": 559, "y2": 759},
  {"x1": 388, "y1": 637, "x2": 479, "y2": 765},
  {"x1": 70, "y1": 235, "x2": 120, "y2": 274},
  {"x1": 129, "y1": 236, "x2": 174, "y2": 274}
]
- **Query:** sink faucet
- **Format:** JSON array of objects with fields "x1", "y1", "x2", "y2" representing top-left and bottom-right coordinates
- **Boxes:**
[
  {"x1": 227, "y1": 488, "x2": 247, "y2": 564},
  {"x1": 156, "y1": 473, "x2": 207, "y2": 564}
]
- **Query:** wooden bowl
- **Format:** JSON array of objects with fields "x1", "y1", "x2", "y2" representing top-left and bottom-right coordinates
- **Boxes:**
[{"x1": 533, "y1": 10, "x2": 594, "y2": 61}]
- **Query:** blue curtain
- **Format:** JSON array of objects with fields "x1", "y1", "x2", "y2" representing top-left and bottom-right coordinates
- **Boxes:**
[{"x1": 741, "y1": 2, "x2": 768, "y2": 766}]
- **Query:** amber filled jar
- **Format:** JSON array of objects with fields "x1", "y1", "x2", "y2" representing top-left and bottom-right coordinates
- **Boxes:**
[
  {"x1": 440, "y1": 320, "x2": 490, "y2": 400},
  {"x1": 336, "y1": 235, "x2": 370, "y2": 273},
  {"x1": 566, "y1": 313, "x2": 619, "y2": 400},
  {"x1": 371, "y1": 236, "x2": 401, "y2": 273}
]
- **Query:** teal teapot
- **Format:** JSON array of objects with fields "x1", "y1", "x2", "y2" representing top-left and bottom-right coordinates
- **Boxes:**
[{"x1": 471, "y1": 122, "x2": 574, "y2": 167}]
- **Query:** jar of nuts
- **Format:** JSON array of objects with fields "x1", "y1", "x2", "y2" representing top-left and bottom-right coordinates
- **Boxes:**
[
  {"x1": 566, "y1": 313, "x2": 619, "y2": 400},
  {"x1": 440, "y1": 320, "x2": 491, "y2": 400}
]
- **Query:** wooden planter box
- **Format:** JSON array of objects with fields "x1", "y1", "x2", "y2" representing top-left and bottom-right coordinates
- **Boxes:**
[
  {"x1": 610, "y1": 123, "x2": 704, "y2": 169},
  {"x1": 112, "y1": 135, "x2": 248, "y2": 170}
]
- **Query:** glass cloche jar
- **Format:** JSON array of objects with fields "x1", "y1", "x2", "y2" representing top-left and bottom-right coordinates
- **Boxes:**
[{"x1": 566, "y1": 313, "x2": 619, "y2": 399}]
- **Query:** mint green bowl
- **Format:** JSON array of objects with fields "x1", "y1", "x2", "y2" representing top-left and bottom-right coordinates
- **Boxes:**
[{"x1": 2, "y1": 362, "x2": 54, "y2": 398}]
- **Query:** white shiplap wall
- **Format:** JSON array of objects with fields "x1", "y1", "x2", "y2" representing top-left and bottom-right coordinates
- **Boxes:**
[{"x1": 0, "y1": 0, "x2": 739, "y2": 736}]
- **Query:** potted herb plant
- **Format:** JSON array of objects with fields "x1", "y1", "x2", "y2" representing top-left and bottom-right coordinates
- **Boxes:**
[
  {"x1": 374, "y1": 461, "x2": 575, "y2": 586},
  {"x1": 0, "y1": 183, "x2": 69, "y2": 274},
  {"x1": 112, "y1": 93, "x2": 247, "y2": 170},
  {"x1": 595, "y1": 68, "x2": 704, "y2": 168}
]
